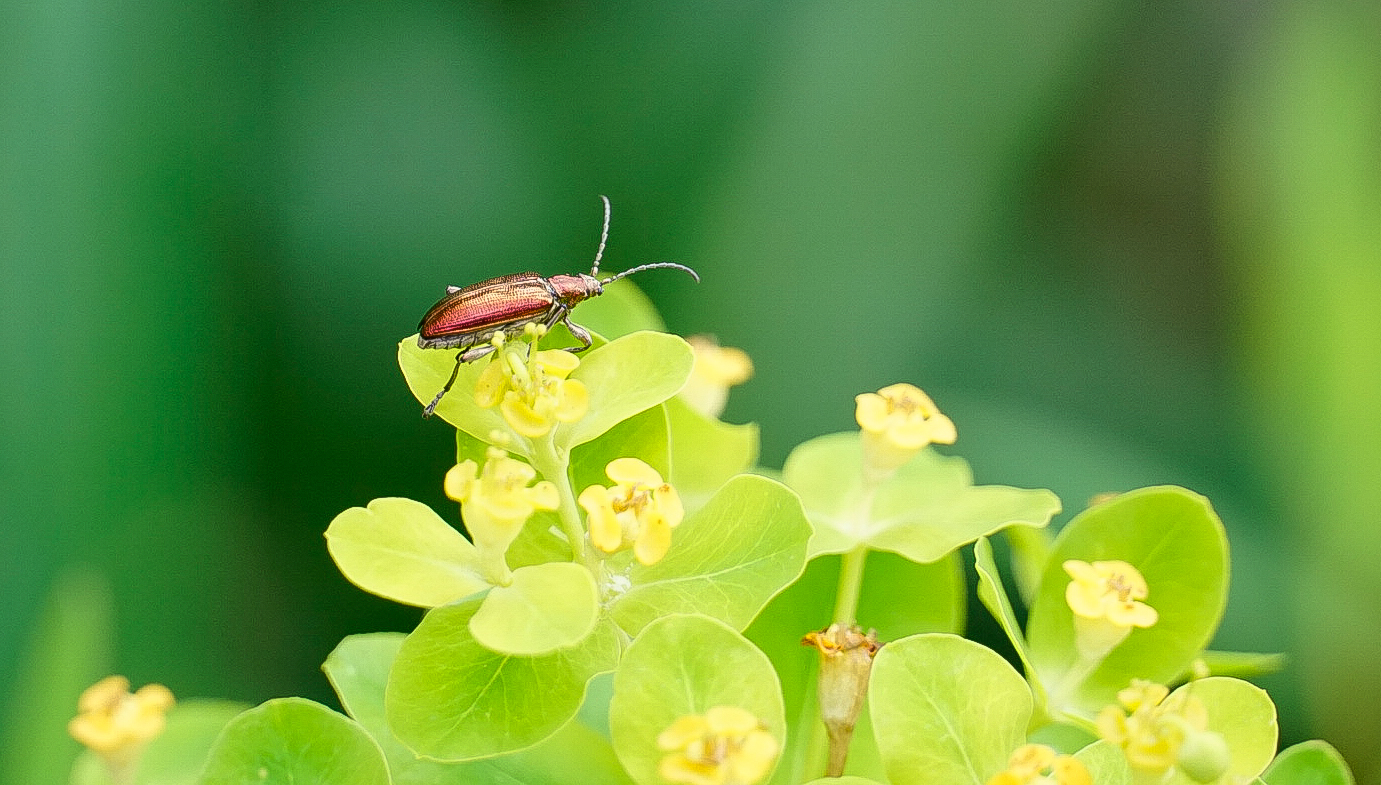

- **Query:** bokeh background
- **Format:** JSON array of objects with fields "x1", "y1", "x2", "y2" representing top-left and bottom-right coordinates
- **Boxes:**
[{"x1": 4, "y1": 1, "x2": 1380, "y2": 782}]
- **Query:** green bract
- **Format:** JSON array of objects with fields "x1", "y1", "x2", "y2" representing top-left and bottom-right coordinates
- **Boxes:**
[
  {"x1": 783, "y1": 433, "x2": 1061, "y2": 561},
  {"x1": 467, "y1": 562, "x2": 600, "y2": 655},
  {"x1": 326, "y1": 497, "x2": 488, "y2": 608},
  {"x1": 1025, "y1": 486, "x2": 1230, "y2": 716},
  {"x1": 199, "y1": 699, "x2": 389, "y2": 785},
  {"x1": 610, "y1": 615, "x2": 786, "y2": 785}
]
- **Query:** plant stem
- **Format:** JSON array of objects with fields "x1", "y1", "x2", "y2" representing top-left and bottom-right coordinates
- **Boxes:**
[
  {"x1": 529, "y1": 436, "x2": 592, "y2": 568},
  {"x1": 832, "y1": 545, "x2": 869, "y2": 625}
]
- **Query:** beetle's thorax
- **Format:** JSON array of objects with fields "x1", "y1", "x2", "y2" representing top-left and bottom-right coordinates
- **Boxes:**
[{"x1": 548, "y1": 273, "x2": 602, "y2": 305}]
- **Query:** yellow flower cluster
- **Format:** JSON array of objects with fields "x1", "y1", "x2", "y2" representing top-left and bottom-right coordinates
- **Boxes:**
[
  {"x1": 579, "y1": 458, "x2": 684, "y2": 565},
  {"x1": 1064, "y1": 559, "x2": 1158, "y2": 629},
  {"x1": 986, "y1": 743, "x2": 1091, "y2": 785},
  {"x1": 475, "y1": 333, "x2": 589, "y2": 438},
  {"x1": 69, "y1": 676, "x2": 174, "y2": 772},
  {"x1": 855, "y1": 383, "x2": 956, "y2": 472},
  {"x1": 1097, "y1": 680, "x2": 1229, "y2": 782},
  {"x1": 447, "y1": 447, "x2": 559, "y2": 584},
  {"x1": 657, "y1": 706, "x2": 779, "y2": 785},
  {"x1": 680, "y1": 335, "x2": 754, "y2": 419}
]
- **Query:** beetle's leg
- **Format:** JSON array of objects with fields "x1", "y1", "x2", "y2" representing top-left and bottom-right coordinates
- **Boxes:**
[
  {"x1": 423, "y1": 351, "x2": 468, "y2": 418},
  {"x1": 562, "y1": 317, "x2": 593, "y2": 354}
]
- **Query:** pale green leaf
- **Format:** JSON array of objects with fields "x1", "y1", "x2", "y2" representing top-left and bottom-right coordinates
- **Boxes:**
[
  {"x1": 610, "y1": 615, "x2": 785, "y2": 785},
  {"x1": 386, "y1": 598, "x2": 621, "y2": 761},
  {"x1": 973, "y1": 537, "x2": 1038, "y2": 695},
  {"x1": 783, "y1": 433, "x2": 1060, "y2": 562},
  {"x1": 326, "y1": 497, "x2": 488, "y2": 608},
  {"x1": 324, "y1": 633, "x2": 633, "y2": 785},
  {"x1": 559, "y1": 331, "x2": 694, "y2": 450},
  {"x1": 869, "y1": 634, "x2": 1031, "y2": 785},
  {"x1": 1162, "y1": 677, "x2": 1277, "y2": 785},
  {"x1": 1262, "y1": 740, "x2": 1355, "y2": 785},
  {"x1": 198, "y1": 698, "x2": 389, "y2": 785},
  {"x1": 1025, "y1": 486, "x2": 1229, "y2": 717},
  {"x1": 664, "y1": 394, "x2": 760, "y2": 509},
  {"x1": 469, "y1": 562, "x2": 599, "y2": 655},
  {"x1": 610, "y1": 474, "x2": 811, "y2": 636},
  {"x1": 1074, "y1": 740, "x2": 1133, "y2": 785}
]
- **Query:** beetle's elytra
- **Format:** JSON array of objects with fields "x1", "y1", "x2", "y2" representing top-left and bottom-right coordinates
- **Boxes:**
[{"x1": 417, "y1": 196, "x2": 699, "y2": 417}]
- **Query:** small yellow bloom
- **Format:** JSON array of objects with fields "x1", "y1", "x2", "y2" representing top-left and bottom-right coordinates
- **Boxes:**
[
  {"x1": 1063, "y1": 560, "x2": 1158, "y2": 628},
  {"x1": 680, "y1": 335, "x2": 754, "y2": 418},
  {"x1": 1097, "y1": 679, "x2": 1227, "y2": 782},
  {"x1": 448, "y1": 447, "x2": 559, "y2": 583},
  {"x1": 578, "y1": 458, "x2": 684, "y2": 565},
  {"x1": 657, "y1": 706, "x2": 780, "y2": 785},
  {"x1": 986, "y1": 744, "x2": 1091, "y2": 785},
  {"x1": 855, "y1": 383, "x2": 956, "y2": 472},
  {"x1": 69, "y1": 676, "x2": 175, "y2": 772},
  {"x1": 474, "y1": 339, "x2": 588, "y2": 439}
]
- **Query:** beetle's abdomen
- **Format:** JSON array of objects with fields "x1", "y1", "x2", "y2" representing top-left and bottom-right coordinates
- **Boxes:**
[{"x1": 417, "y1": 272, "x2": 558, "y2": 349}]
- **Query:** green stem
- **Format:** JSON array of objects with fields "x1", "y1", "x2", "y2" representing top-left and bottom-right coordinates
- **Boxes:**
[
  {"x1": 832, "y1": 545, "x2": 869, "y2": 625},
  {"x1": 529, "y1": 436, "x2": 593, "y2": 569}
]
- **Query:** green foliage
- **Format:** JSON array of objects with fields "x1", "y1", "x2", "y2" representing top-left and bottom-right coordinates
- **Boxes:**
[
  {"x1": 61, "y1": 297, "x2": 1351, "y2": 784},
  {"x1": 200, "y1": 698, "x2": 389, "y2": 785}
]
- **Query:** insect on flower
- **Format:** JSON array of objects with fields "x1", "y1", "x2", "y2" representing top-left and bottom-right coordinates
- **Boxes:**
[{"x1": 416, "y1": 196, "x2": 700, "y2": 417}]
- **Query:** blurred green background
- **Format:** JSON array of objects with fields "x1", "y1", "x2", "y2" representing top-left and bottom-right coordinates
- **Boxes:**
[{"x1": 4, "y1": 1, "x2": 1380, "y2": 782}]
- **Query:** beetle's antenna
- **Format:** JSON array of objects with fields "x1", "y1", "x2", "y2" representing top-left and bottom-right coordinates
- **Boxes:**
[
  {"x1": 590, "y1": 195, "x2": 612, "y2": 277},
  {"x1": 602, "y1": 262, "x2": 701, "y2": 286}
]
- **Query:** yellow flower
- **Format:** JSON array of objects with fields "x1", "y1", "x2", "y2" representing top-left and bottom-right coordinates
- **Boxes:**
[
  {"x1": 578, "y1": 458, "x2": 684, "y2": 565},
  {"x1": 474, "y1": 337, "x2": 588, "y2": 439},
  {"x1": 855, "y1": 383, "x2": 956, "y2": 472},
  {"x1": 986, "y1": 744, "x2": 1091, "y2": 785},
  {"x1": 69, "y1": 676, "x2": 175, "y2": 772},
  {"x1": 657, "y1": 706, "x2": 780, "y2": 785},
  {"x1": 1097, "y1": 680, "x2": 1227, "y2": 782},
  {"x1": 680, "y1": 335, "x2": 754, "y2": 418},
  {"x1": 1063, "y1": 560, "x2": 1158, "y2": 628},
  {"x1": 448, "y1": 447, "x2": 559, "y2": 584}
]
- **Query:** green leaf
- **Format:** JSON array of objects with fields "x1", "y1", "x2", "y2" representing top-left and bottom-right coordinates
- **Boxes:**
[
  {"x1": 1024, "y1": 487, "x2": 1229, "y2": 716},
  {"x1": 610, "y1": 615, "x2": 785, "y2": 785},
  {"x1": 973, "y1": 537, "x2": 1038, "y2": 692},
  {"x1": 570, "y1": 404, "x2": 671, "y2": 497},
  {"x1": 469, "y1": 562, "x2": 600, "y2": 655},
  {"x1": 1163, "y1": 677, "x2": 1277, "y2": 785},
  {"x1": 611, "y1": 474, "x2": 811, "y2": 636},
  {"x1": 801, "y1": 779, "x2": 886, "y2": 785},
  {"x1": 326, "y1": 497, "x2": 488, "y2": 608},
  {"x1": 746, "y1": 551, "x2": 962, "y2": 785},
  {"x1": 869, "y1": 634, "x2": 1031, "y2": 785},
  {"x1": 386, "y1": 598, "x2": 621, "y2": 761},
  {"x1": 664, "y1": 394, "x2": 760, "y2": 509},
  {"x1": 71, "y1": 701, "x2": 249, "y2": 785},
  {"x1": 1262, "y1": 740, "x2": 1355, "y2": 785},
  {"x1": 399, "y1": 335, "x2": 512, "y2": 440},
  {"x1": 324, "y1": 633, "x2": 633, "y2": 785},
  {"x1": 1194, "y1": 650, "x2": 1287, "y2": 680},
  {"x1": 1004, "y1": 523, "x2": 1054, "y2": 606},
  {"x1": 558, "y1": 331, "x2": 694, "y2": 450},
  {"x1": 1073, "y1": 740, "x2": 1133, "y2": 785},
  {"x1": 199, "y1": 698, "x2": 390, "y2": 785},
  {"x1": 783, "y1": 433, "x2": 1060, "y2": 561}
]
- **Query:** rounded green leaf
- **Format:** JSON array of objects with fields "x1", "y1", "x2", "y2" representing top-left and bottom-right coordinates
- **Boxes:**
[
  {"x1": 664, "y1": 394, "x2": 760, "y2": 509},
  {"x1": 199, "y1": 698, "x2": 389, "y2": 785},
  {"x1": 386, "y1": 598, "x2": 621, "y2": 761},
  {"x1": 569, "y1": 404, "x2": 671, "y2": 498},
  {"x1": 559, "y1": 331, "x2": 694, "y2": 450},
  {"x1": 1262, "y1": 740, "x2": 1355, "y2": 785},
  {"x1": 1025, "y1": 487, "x2": 1229, "y2": 716},
  {"x1": 326, "y1": 497, "x2": 488, "y2": 608},
  {"x1": 610, "y1": 615, "x2": 786, "y2": 785},
  {"x1": 324, "y1": 633, "x2": 634, "y2": 785},
  {"x1": 869, "y1": 634, "x2": 1032, "y2": 785},
  {"x1": 610, "y1": 474, "x2": 812, "y2": 636},
  {"x1": 1169, "y1": 677, "x2": 1277, "y2": 784},
  {"x1": 784, "y1": 433, "x2": 1060, "y2": 561},
  {"x1": 1073, "y1": 740, "x2": 1133, "y2": 785},
  {"x1": 469, "y1": 563, "x2": 600, "y2": 655}
]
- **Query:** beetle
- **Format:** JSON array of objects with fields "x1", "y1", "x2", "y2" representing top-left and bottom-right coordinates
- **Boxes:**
[{"x1": 417, "y1": 196, "x2": 700, "y2": 417}]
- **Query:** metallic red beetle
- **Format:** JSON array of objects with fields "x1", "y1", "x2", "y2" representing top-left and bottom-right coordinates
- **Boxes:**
[{"x1": 416, "y1": 196, "x2": 699, "y2": 417}]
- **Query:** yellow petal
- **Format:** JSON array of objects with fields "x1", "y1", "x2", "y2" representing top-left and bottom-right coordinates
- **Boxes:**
[
  {"x1": 606, "y1": 457, "x2": 664, "y2": 486},
  {"x1": 473, "y1": 358, "x2": 509, "y2": 408},
  {"x1": 528, "y1": 480, "x2": 560, "y2": 511},
  {"x1": 554, "y1": 379, "x2": 589, "y2": 422},
  {"x1": 634, "y1": 516, "x2": 673, "y2": 565},
  {"x1": 579, "y1": 485, "x2": 624, "y2": 552},
  {"x1": 854, "y1": 392, "x2": 890, "y2": 431},
  {"x1": 444, "y1": 462, "x2": 478, "y2": 502},
  {"x1": 728, "y1": 729, "x2": 779, "y2": 785},
  {"x1": 657, "y1": 713, "x2": 711, "y2": 750},
  {"x1": 500, "y1": 393, "x2": 555, "y2": 438},
  {"x1": 705, "y1": 706, "x2": 760, "y2": 735},
  {"x1": 535, "y1": 348, "x2": 580, "y2": 379},
  {"x1": 657, "y1": 484, "x2": 685, "y2": 528}
]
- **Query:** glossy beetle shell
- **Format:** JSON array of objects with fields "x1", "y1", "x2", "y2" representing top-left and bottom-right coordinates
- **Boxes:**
[{"x1": 416, "y1": 272, "x2": 602, "y2": 350}]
